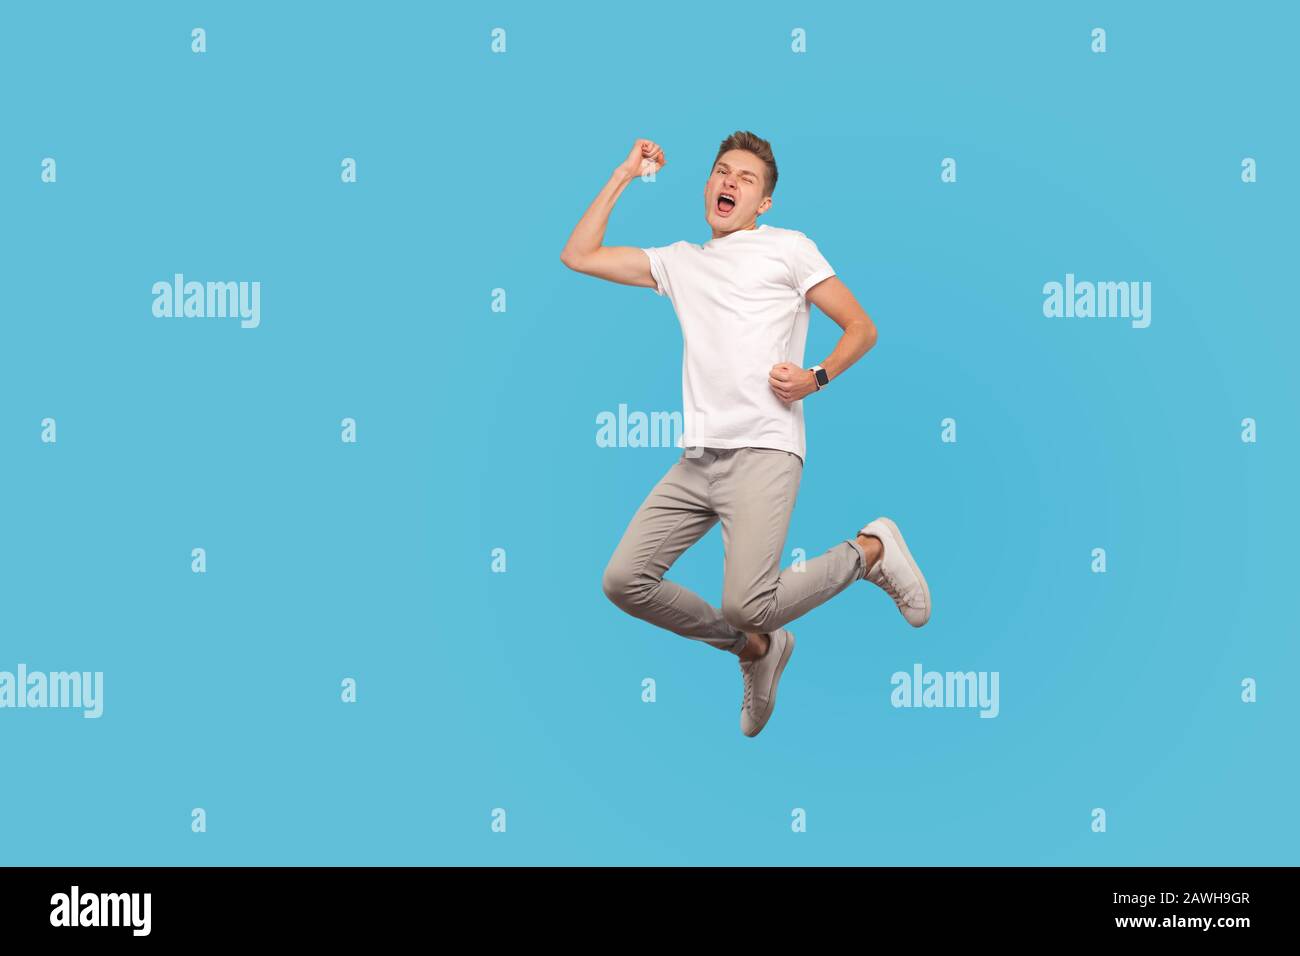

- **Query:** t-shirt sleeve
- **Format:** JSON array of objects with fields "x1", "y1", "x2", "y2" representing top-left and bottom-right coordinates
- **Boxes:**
[
  {"x1": 788, "y1": 231, "x2": 836, "y2": 297},
  {"x1": 641, "y1": 245, "x2": 672, "y2": 297}
]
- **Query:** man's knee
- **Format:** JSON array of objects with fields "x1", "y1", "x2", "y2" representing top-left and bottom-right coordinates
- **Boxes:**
[
  {"x1": 721, "y1": 593, "x2": 774, "y2": 634},
  {"x1": 601, "y1": 559, "x2": 641, "y2": 609}
]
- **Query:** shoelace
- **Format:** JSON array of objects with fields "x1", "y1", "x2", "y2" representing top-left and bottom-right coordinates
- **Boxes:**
[
  {"x1": 876, "y1": 561, "x2": 916, "y2": 609},
  {"x1": 740, "y1": 660, "x2": 754, "y2": 713}
]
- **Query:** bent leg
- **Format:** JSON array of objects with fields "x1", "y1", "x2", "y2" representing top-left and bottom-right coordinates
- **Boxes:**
[
  {"x1": 715, "y1": 447, "x2": 865, "y2": 635},
  {"x1": 601, "y1": 454, "x2": 747, "y2": 653}
]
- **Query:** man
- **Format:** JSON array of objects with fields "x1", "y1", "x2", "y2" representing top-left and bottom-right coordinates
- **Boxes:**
[{"x1": 561, "y1": 131, "x2": 932, "y2": 738}]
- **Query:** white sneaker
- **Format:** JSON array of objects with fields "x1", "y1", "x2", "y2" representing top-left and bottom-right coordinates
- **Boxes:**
[
  {"x1": 739, "y1": 628, "x2": 795, "y2": 738},
  {"x1": 859, "y1": 517, "x2": 931, "y2": 627}
]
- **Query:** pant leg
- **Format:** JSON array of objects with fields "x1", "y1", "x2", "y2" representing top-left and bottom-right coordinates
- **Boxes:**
[
  {"x1": 713, "y1": 446, "x2": 867, "y2": 635},
  {"x1": 601, "y1": 450, "x2": 749, "y2": 653}
]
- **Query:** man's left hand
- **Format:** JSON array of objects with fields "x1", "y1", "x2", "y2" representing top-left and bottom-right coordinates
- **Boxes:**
[{"x1": 768, "y1": 363, "x2": 818, "y2": 404}]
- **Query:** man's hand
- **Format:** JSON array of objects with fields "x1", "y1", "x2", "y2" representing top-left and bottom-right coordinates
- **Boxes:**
[
  {"x1": 616, "y1": 138, "x2": 666, "y2": 180},
  {"x1": 768, "y1": 363, "x2": 819, "y2": 404}
]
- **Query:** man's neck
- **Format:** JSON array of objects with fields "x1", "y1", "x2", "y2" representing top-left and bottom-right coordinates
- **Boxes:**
[{"x1": 709, "y1": 221, "x2": 761, "y2": 241}]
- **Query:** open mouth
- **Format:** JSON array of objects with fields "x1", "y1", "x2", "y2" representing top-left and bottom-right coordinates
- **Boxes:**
[{"x1": 715, "y1": 192, "x2": 736, "y2": 217}]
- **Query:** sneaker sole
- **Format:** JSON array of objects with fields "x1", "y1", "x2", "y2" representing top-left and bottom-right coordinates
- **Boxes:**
[
  {"x1": 876, "y1": 517, "x2": 931, "y2": 627},
  {"x1": 744, "y1": 630, "x2": 796, "y2": 738}
]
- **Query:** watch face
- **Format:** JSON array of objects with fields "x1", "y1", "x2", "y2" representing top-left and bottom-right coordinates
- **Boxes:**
[{"x1": 815, "y1": 368, "x2": 829, "y2": 386}]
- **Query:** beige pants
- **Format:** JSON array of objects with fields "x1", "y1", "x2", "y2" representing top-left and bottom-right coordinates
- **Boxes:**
[{"x1": 602, "y1": 446, "x2": 869, "y2": 654}]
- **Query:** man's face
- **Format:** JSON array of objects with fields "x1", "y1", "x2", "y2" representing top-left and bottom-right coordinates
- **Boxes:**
[{"x1": 705, "y1": 149, "x2": 772, "y2": 234}]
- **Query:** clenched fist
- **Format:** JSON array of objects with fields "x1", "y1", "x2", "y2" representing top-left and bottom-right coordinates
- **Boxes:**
[
  {"x1": 617, "y1": 138, "x2": 667, "y2": 179},
  {"x1": 768, "y1": 363, "x2": 818, "y2": 404}
]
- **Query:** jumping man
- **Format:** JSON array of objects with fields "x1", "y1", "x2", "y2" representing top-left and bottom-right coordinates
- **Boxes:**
[{"x1": 561, "y1": 131, "x2": 932, "y2": 737}]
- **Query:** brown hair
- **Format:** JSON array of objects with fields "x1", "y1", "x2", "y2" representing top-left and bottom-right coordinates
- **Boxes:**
[{"x1": 713, "y1": 131, "x2": 778, "y2": 198}]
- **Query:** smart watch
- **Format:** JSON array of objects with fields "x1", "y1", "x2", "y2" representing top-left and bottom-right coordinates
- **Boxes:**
[{"x1": 810, "y1": 365, "x2": 829, "y2": 390}]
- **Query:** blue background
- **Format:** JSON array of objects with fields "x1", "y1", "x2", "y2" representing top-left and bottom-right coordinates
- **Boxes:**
[{"x1": 1, "y1": 1, "x2": 1295, "y2": 865}]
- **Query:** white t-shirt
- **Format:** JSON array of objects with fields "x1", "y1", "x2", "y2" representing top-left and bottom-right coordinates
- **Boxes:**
[{"x1": 641, "y1": 223, "x2": 836, "y2": 464}]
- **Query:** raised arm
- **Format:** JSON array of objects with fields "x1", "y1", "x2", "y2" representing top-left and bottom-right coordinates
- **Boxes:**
[{"x1": 560, "y1": 139, "x2": 666, "y2": 289}]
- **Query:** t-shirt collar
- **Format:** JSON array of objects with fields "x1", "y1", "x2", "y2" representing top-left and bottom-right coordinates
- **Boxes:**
[{"x1": 705, "y1": 223, "x2": 767, "y2": 247}]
